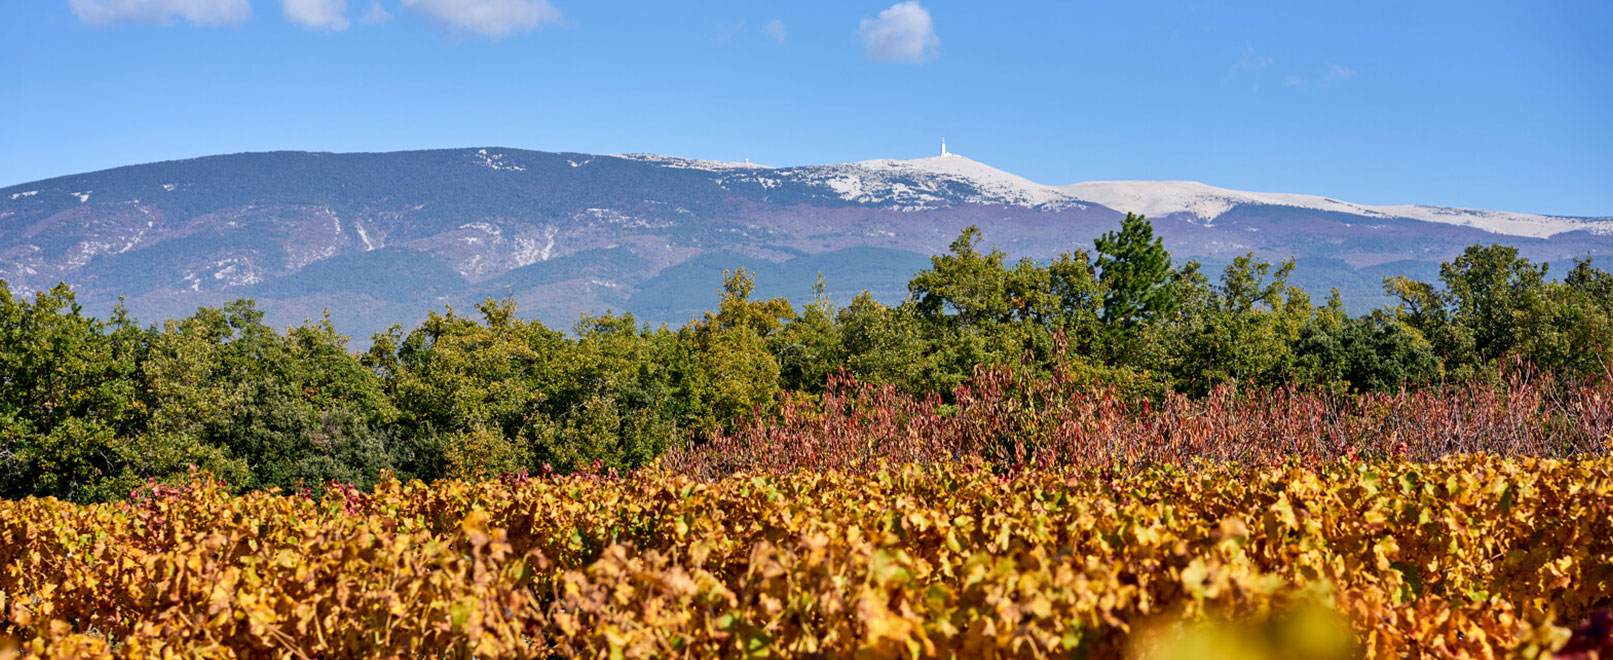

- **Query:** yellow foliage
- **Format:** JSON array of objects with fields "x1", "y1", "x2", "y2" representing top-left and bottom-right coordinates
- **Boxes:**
[
  {"x1": 0, "y1": 455, "x2": 1607, "y2": 658},
  {"x1": 442, "y1": 426, "x2": 529, "y2": 479}
]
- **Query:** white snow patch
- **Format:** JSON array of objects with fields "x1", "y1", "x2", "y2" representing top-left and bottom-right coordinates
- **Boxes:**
[
  {"x1": 1059, "y1": 181, "x2": 1245, "y2": 221},
  {"x1": 787, "y1": 154, "x2": 1079, "y2": 210},
  {"x1": 459, "y1": 222, "x2": 502, "y2": 236},
  {"x1": 576, "y1": 207, "x2": 664, "y2": 228},
  {"x1": 683, "y1": 152, "x2": 1081, "y2": 211},
  {"x1": 507, "y1": 226, "x2": 558, "y2": 267},
  {"x1": 356, "y1": 222, "x2": 375, "y2": 251},
  {"x1": 162, "y1": 183, "x2": 178, "y2": 192},
  {"x1": 539, "y1": 227, "x2": 556, "y2": 261},
  {"x1": 1374, "y1": 204, "x2": 1600, "y2": 239},
  {"x1": 1060, "y1": 180, "x2": 1613, "y2": 239},
  {"x1": 64, "y1": 222, "x2": 155, "y2": 269},
  {"x1": 612, "y1": 153, "x2": 771, "y2": 171},
  {"x1": 607, "y1": 149, "x2": 1612, "y2": 238},
  {"x1": 471, "y1": 149, "x2": 527, "y2": 172},
  {"x1": 212, "y1": 258, "x2": 264, "y2": 286},
  {"x1": 71, "y1": 191, "x2": 91, "y2": 203},
  {"x1": 9, "y1": 190, "x2": 37, "y2": 200}
]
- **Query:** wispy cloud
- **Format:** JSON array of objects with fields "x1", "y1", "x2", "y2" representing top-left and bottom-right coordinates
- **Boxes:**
[
  {"x1": 401, "y1": 0, "x2": 561, "y2": 39},
  {"x1": 715, "y1": 21, "x2": 745, "y2": 43},
  {"x1": 1287, "y1": 64, "x2": 1359, "y2": 89},
  {"x1": 283, "y1": 0, "x2": 348, "y2": 30},
  {"x1": 358, "y1": 0, "x2": 390, "y2": 24},
  {"x1": 69, "y1": 0, "x2": 252, "y2": 26},
  {"x1": 859, "y1": 2, "x2": 939, "y2": 63},
  {"x1": 762, "y1": 19, "x2": 786, "y2": 45},
  {"x1": 1231, "y1": 43, "x2": 1272, "y2": 73}
]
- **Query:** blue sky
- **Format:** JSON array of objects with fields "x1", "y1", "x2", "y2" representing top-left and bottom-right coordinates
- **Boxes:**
[{"x1": 2, "y1": 0, "x2": 1609, "y2": 216}]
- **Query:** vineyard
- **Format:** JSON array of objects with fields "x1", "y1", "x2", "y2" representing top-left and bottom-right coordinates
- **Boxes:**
[{"x1": 2, "y1": 456, "x2": 1611, "y2": 658}]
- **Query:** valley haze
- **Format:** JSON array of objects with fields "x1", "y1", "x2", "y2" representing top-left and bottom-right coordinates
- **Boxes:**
[{"x1": 3, "y1": 146, "x2": 1609, "y2": 343}]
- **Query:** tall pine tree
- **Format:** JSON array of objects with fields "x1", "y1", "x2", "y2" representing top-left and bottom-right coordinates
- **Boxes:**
[{"x1": 1094, "y1": 213, "x2": 1175, "y2": 327}]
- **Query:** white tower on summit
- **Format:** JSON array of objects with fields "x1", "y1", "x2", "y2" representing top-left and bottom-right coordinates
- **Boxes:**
[{"x1": 940, "y1": 138, "x2": 949, "y2": 157}]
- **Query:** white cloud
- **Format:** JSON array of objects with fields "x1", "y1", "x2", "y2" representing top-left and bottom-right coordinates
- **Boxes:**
[
  {"x1": 762, "y1": 19, "x2": 786, "y2": 44},
  {"x1": 401, "y1": 0, "x2": 561, "y2": 39},
  {"x1": 359, "y1": 1, "x2": 391, "y2": 24},
  {"x1": 283, "y1": 0, "x2": 349, "y2": 30},
  {"x1": 715, "y1": 21, "x2": 744, "y2": 43},
  {"x1": 69, "y1": 0, "x2": 252, "y2": 26},
  {"x1": 858, "y1": 2, "x2": 939, "y2": 63},
  {"x1": 1283, "y1": 64, "x2": 1359, "y2": 90},
  {"x1": 1231, "y1": 44, "x2": 1272, "y2": 73}
]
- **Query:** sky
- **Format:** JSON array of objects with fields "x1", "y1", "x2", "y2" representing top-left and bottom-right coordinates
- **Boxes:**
[{"x1": 1, "y1": 0, "x2": 1609, "y2": 216}]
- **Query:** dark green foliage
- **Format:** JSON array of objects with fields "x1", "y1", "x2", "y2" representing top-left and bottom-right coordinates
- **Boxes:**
[
  {"x1": 627, "y1": 247, "x2": 930, "y2": 328},
  {"x1": 7, "y1": 214, "x2": 1613, "y2": 502},
  {"x1": 1296, "y1": 314, "x2": 1441, "y2": 392},
  {"x1": 773, "y1": 275, "x2": 845, "y2": 394},
  {"x1": 1387, "y1": 244, "x2": 1613, "y2": 379},
  {"x1": 1094, "y1": 213, "x2": 1178, "y2": 327},
  {"x1": 0, "y1": 285, "x2": 150, "y2": 501}
]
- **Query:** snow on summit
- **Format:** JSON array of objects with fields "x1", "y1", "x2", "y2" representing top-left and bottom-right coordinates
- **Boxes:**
[
  {"x1": 834, "y1": 154, "x2": 1076, "y2": 209},
  {"x1": 1058, "y1": 181, "x2": 1405, "y2": 224},
  {"x1": 714, "y1": 146, "x2": 1083, "y2": 210},
  {"x1": 614, "y1": 146, "x2": 1608, "y2": 237},
  {"x1": 1060, "y1": 181, "x2": 1610, "y2": 238}
]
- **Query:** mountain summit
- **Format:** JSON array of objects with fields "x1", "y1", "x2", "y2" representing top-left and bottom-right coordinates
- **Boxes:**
[
  {"x1": 625, "y1": 150, "x2": 1610, "y2": 238},
  {"x1": 2, "y1": 147, "x2": 1609, "y2": 339}
]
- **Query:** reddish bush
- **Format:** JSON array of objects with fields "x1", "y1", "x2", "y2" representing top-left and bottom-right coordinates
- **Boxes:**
[{"x1": 665, "y1": 362, "x2": 1613, "y2": 478}]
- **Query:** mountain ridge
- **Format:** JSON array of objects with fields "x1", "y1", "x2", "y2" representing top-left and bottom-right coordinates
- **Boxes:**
[
  {"x1": 2, "y1": 146, "x2": 1609, "y2": 342},
  {"x1": 8, "y1": 147, "x2": 1605, "y2": 235},
  {"x1": 606, "y1": 150, "x2": 1612, "y2": 237}
]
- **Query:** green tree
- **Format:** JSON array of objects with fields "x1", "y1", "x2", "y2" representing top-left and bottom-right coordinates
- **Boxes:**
[
  {"x1": 368, "y1": 299, "x2": 563, "y2": 477},
  {"x1": 1173, "y1": 255, "x2": 1312, "y2": 393},
  {"x1": 1528, "y1": 258, "x2": 1613, "y2": 376},
  {"x1": 542, "y1": 313, "x2": 687, "y2": 471},
  {"x1": 837, "y1": 293, "x2": 941, "y2": 393},
  {"x1": 774, "y1": 274, "x2": 847, "y2": 393},
  {"x1": 140, "y1": 302, "x2": 404, "y2": 493},
  {"x1": 1386, "y1": 244, "x2": 1556, "y2": 377},
  {"x1": 1440, "y1": 244, "x2": 1549, "y2": 363},
  {"x1": 909, "y1": 227, "x2": 1015, "y2": 328},
  {"x1": 1094, "y1": 213, "x2": 1177, "y2": 327},
  {"x1": 0, "y1": 285, "x2": 162, "y2": 501},
  {"x1": 1046, "y1": 249, "x2": 1105, "y2": 343},
  {"x1": 1295, "y1": 314, "x2": 1441, "y2": 392}
]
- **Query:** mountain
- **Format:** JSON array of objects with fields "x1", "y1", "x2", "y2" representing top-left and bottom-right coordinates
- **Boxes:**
[{"x1": 2, "y1": 147, "x2": 1610, "y2": 341}]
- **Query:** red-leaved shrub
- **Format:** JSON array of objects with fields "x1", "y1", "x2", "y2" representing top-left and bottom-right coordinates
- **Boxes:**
[{"x1": 665, "y1": 361, "x2": 1613, "y2": 478}]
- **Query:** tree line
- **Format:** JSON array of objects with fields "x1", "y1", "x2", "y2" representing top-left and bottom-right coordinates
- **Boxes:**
[{"x1": 4, "y1": 214, "x2": 1611, "y2": 501}]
